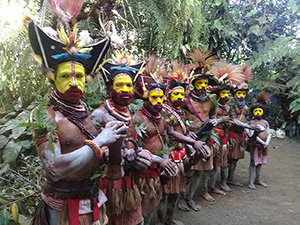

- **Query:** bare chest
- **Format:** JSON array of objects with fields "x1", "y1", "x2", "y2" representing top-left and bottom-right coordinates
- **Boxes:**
[{"x1": 54, "y1": 113, "x2": 97, "y2": 153}]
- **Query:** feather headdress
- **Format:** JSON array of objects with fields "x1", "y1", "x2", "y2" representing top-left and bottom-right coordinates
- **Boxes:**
[
  {"x1": 164, "y1": 60, "x2": 189, "y2": 92},
  {"x1": 134, "y1": 56, "x2": 168, "y2": 99},
  {"x1": 186, "y1": 48, "x2": 219, "y2": 85},
  {"x1": 100, "y1": 50, "x2": 145, "y2": 85},
  {"x1": 28, "y1": 22, "x2": 110, "y2": 75},
  {"x1": 250, "y1": 90, "x2": 271, "y2": 116},
  {"x1": 212, "y1": 62, "x2": 245, "y2": 91},
  {"x1": 234, "y1": 64, "x2": 254, "y2": 92}
]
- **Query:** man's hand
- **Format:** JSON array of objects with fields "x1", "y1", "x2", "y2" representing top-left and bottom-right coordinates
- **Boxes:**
[
  {"x1": 159, "y1": 158, "x2": 178, "y2": 177},
  {"x1": 208, "y1": 118, "x2": 218, "y2": 127},
  {"x1": 94, "y1": 121, "x2": 128, "y2": 146},
  {"x1": 124, "y1": 148, "x2": 152, "y2": 170},
  {"x1": 218, "y1": 116, "x2": 230, "y2": 124},
  {"x1": 191, "y1": 143, "x2": 211, "y2": 163}
]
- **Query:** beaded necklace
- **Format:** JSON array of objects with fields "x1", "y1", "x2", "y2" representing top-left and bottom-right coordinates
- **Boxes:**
[{"x1": 104, "y1": 99, "x2": 131, "y2": 125}]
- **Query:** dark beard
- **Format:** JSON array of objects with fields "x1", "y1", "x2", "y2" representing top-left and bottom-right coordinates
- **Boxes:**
[
  {"x1": 145, "y1": 101, "x2": 161, "y2": 115},
  {"x1": 170, "y1": 99, "x2": 183, "y2": 108},
  {"x1": 192, "y1": 90, "x2": 208, "y2": 102},
  {"x1": 220, "y1": 97, "x2": 229, "y2": 104},
  {"x1": 111, "y1": 90, "x2": 133, "y2": 106},
  {"x1": 55, "y1": 87, "x2": 83, "y2": 102},
  {"x1": 234, "y1": 96, "x2": 246, "y2": 107}
]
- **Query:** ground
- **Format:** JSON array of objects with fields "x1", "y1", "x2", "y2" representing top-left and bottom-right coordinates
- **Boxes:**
[
  {"x1": 20, "y1": 137, "x2": 300, "y2": 225},
  {"x1": 173, "y1": 137, "x2": 300, "y2": 225}
]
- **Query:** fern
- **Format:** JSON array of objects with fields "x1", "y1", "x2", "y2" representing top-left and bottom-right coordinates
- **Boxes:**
[
  {"x1": 20, "y1": 99, "x2": 57, "y2": 152},
  {"x1": 247, "y1": 36, "x2": 300, "y2": 69}
]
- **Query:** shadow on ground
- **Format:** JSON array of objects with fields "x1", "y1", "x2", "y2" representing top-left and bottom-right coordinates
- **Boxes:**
[{"x1": 174, "y1": 137, "x2": 300, "y2": 225}]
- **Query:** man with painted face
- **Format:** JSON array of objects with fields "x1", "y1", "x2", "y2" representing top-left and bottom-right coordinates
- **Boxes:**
[
  {"x1": 227, "y1": 64, "x2": 254, "y2": 187},
  {"x1": 248, "y1": 91, "x2": 271, "y2": 189},
  {"x1": 28, "y1": 23, "x2": 128, "y2": 225},
  {"x1": 129, "y1": 56, "x2": 178, "y2": 225},
  {"x1": 158, "y1": 61, "x2": 211, "y2": 225},
  {"x1": 91, "y1": 51, "x2": 152, "y2": 225},
  {"x1": 211, "y1": 62, "x2": 246, "y2": 193},
  {"x1": 180, "y1": 49, "x2": 227, "y2": 210}
]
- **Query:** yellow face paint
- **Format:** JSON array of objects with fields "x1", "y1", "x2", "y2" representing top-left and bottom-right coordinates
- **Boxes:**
[
  {"x1": 194, "y1": 79, "x2": 209, "y2": 90},
  {"x1": 113, "y1": 75, "x2": 133, "y2": 94},
  {"x1": 171, "y1": 88, "x2": 185, "y2": 102},
  {"x1": 55, "y1": 62, "x2": 86, "y2": 93},
  {"x1": 149, "y1": 89, "x2": 164, "y2": 105},
  {"x1": 235, "y1": 91, "x2": 246, "y2": 99},
  {"x1": 220, "y1": 90, "x2": 230, "y2": 98},
  {"x1": 253, "y1": 107, "x2": 264, "y2": 117}
]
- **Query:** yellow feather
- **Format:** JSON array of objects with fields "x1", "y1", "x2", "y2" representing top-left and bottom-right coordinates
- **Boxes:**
[{"x1": 57, "y1": 26, "x2": 69, "y2": 44}]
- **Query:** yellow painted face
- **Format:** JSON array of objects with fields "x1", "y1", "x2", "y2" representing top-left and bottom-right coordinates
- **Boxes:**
[
  {"x1": 55, "y1": 62, "x2": 86, "y2": 93},
  {"x1": 149, "y1": 89, "x2": 164, "y2": 105},
  {"x1": 194, "y1": 79, "x2": 209, "y2": 90},
  {"x1": 171, "y1": 88, "x2": 185, "y2": 102},
  {"x1": 220, "y1": 90, "x2": 230, "y2": 98},
  {"x1": 113, "y1": 75, "x2": 133, "y2": 94},
  {"x1": 253, "y1": 107, "x2": 264, "y2": 117},
  {"x1": 235, "y1": 91, "x2": 246, "y2": 99}
]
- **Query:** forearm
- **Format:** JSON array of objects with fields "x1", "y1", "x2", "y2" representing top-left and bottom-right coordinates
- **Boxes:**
[
  {"x1": 152, "y1": 154, "x2": 162, "y2": 164},
  {"x1": 41, "y1": 144, "x2": 96, "y2": 181},
  {"x1": 168, "y1": 129, "x2": 195, "y2": 145}
]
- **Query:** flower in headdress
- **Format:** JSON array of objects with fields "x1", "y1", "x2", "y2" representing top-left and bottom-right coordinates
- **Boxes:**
[{"x1": 53, "y1": 24, "x2": 92, "y2": 60}]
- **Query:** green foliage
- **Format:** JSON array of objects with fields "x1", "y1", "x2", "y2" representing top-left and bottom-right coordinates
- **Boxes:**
[
  {"x1": 20, "y1": 99, "x2": 57, "y2": 152},
  {"x1": 83, "y1": 77, "x2": 108, "y2": 109},
  {"x1": 128, "y1": 99, "x2": 144, "y2": 113},
  {"x1": 0, "y1": 155, "x2": 42, "y2": 225},
  {"x1": 247, "y1": 36, "x2": 300, "y2": 69},
  {"x1": 134, "y1": 121, "x2": 147, "y2": 146}
]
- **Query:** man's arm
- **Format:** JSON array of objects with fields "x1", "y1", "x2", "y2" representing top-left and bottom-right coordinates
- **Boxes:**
[{"x1": 36, "y1": 122, "x2": 127, "y2": 181}]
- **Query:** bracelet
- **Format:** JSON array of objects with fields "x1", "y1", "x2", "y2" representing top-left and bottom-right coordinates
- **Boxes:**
[{"x1": 84, "y1": 140, "x2": 103, "y2": 160}]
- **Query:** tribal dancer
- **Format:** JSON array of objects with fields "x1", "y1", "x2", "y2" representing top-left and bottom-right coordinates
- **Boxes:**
[
  {"x1": 248, "y1": 91, "x2": 272, "y2": 189},
  {"x1": 180, "y1": 49, "x2": 226, "y2": 208},
  {"x1": 158, "y1": 61, "x2": 210, "y2": 225},
  {"x1": 211, "y1": 62, "x2": 245, "y2": 192},
  {"x1": 130, "y1": 56, "x2": 178, "y2": 225},
  {"x1": 91, "y1": 51, "x2": 152, "y2": 225},
  {"x1": 227, "y1": 64, "x2": 254, "y2": 186},
  {"x1": 28, "y1": 22, "x2": 127, "y2": 225}
]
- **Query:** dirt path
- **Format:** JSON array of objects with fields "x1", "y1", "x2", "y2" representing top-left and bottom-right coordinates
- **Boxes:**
[{"x1": 174, "y1": 137, "x2": 300, "y2": 225}]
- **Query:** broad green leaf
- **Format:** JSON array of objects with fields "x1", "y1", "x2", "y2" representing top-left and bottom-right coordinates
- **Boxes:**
[
  {"x1": 10, "y1": 126, "x2": 27, "y2": 140},
  {"x1": 15, "y1": 111, "x2": 30, "y2": 123},
  {"x1": 0, "y1": 119, "x2": 19, "y2": 134},
  {"x1": 0, "y1": 196, "x2": 9, "y2": 204},
  {"x1": 0, "y1": 163, "x2": 10, "y2": 175},
  {"x1": 0, "y1": 209, "x2": 9, "y2": 225},
  {"x1": 214, "y1": 0, "x2": 223, "y2": 6},
  {"x1": 0, "y1": 135, "x2": 8, "y2": 149},
  {"x1": 213, "y1": 19, "x2": 223, "y2": 31},
  {"x1": 3, "y1": 140, "x2": 23, "y2": 164},
  {"x1": 21, "y1": 140, "x2": 32, "y2": 150}
]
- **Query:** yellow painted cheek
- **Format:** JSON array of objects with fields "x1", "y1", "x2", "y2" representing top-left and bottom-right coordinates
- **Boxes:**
[
  {"x1": 195, "y1": 79, "x2": 208, "y2": 90},
  {"x1": 171, "y1": 90, "x2": 185, "y2": 102},
  {"x1": 149, "y1": 90, "x2": 164, "y2": 105},
  {"x1": 113, "y1": 76, "x2": 133, "y2": 94},
  {"x1": 76, "y1": 77, "x2": 86, "y2": 93},
  {"x1": 220, "y1": 91, "x2": 230, "y2": 98},
  {"x1": 253, "y1": 108, "x2": 263, "y2": 116},
  {"x1": 236, "y1": 91, "x2": 246, "y2": 98}
]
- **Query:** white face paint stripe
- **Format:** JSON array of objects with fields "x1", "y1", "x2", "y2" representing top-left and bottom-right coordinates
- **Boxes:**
[{"x1": 72, "y1": 62, "x2": 77, "y2": 87}]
